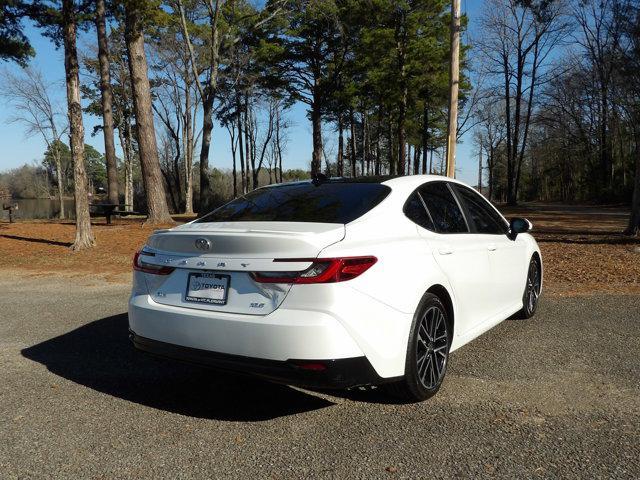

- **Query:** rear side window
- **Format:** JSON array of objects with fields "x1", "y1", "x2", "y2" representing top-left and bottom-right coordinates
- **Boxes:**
[
  {"x1": 197, "y1": 182, "x2": 391, "y2": 224},
  {"x1": 419, "y1": 182, "x2": 468, "y2": 233},
  {"x1": 404, "y1": 192, "x2": 434, "y2": 230},
  {"x1": 453, "y1": 184, "x2": 508, "y2": 235}
]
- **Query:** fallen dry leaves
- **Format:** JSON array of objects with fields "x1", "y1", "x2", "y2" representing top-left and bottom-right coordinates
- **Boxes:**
[
  {"x1": 0, "y1": 205, "x2": 639, "y2": 296},
  {"x1": 0, "y1": 220, "x2": 156, "y2": 282}
]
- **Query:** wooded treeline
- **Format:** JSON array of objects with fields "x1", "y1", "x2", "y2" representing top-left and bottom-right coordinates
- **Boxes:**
[
  {"x1": 473, "y1": 0, "x2": 640, "y2": 224},
  {"x1": 1, "y1": 0, "x2": 639, "y2": 247},
  {"x1": 81, "y1": 0, "x2": 468, "y2": 214}
]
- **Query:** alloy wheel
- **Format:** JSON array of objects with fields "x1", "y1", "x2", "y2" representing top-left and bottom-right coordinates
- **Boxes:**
[
  {"x1": 416, "y1": 306, "x2": 448, "y2": 390},
  {"x1": 526, "y1": 260, "x2": 541, "y2": 313}
]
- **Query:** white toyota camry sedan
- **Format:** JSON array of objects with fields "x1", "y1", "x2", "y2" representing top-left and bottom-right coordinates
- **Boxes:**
[{"x1": 129, "y1": 175, "x2": 542, "y2": 401}]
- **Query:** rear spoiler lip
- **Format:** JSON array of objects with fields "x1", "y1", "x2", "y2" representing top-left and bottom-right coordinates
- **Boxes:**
[{"x1": 133, "y1": 248, "x2": 316, "y2": 273}]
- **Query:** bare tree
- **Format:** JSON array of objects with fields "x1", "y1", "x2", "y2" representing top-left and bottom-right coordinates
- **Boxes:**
[
  {"x1": 62, "y1": 0, "x2": 94, "y2": 250},
  {"x1": 473, "y1": 97, "x2": 506, "y2": 201},
  {"x1": 110, "y1": 33, "x2": 136, "y2": 210},
  {"x1": 123, "y1": 1, "x2": 175, "y2": 224},
  {"x1": 223, "y1": 118, "x2": 239, "y2": 196},
  {"x1": 617, "y1": 0, "x2": 640, "y2": 235},
  {"x1": 84, "y1": 24, "x2": 137, "y2": 210},
  {"x1": 95, "y1": 0, "x2": 119, "y2": 206},
  {"x1": 150, "y1": 29, "x2": 201, "y2": 214},
  {"x1": 274, "y1": 99, "x2": 288, "y2": 183},
  {"x1": 478, "y1": 0, "x2": 570, "y2": 204},
  {"x1": 176, "y1": 0, "x2": 222, "y2": 211},
  {"x1": 0, "y1": 68, "x2": 68, "y2": 218},
  {"x1": 574, "y1": 0, "x2": 623, "y2": 194}
]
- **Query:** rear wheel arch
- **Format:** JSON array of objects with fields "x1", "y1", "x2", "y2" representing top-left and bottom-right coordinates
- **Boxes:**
[
  {"x1": 425, "y1": 284, "x2": 454, "y2": 340},
  {"x1": 532, "y1": 251, "x2": 542, "y2": 277},
  {"x1": 386, "y1": 287, "x2": 454, "y2": 401}
]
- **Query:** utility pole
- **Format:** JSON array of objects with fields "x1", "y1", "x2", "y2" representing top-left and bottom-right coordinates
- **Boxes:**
[
  {"x1": 478, "y1": 141, "x2": 483, "y2": 194},
  {"x1": 445, "y1": 0, "x2": 461, "y2": 178}
]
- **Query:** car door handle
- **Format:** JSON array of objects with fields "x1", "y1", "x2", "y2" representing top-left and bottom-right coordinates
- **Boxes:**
[
  {"x1": 487, "y1": 244, "x2": 497, "y2": 251},
  {"x1": 438, "y1": 249, "x2": 453, "y2": 255}
]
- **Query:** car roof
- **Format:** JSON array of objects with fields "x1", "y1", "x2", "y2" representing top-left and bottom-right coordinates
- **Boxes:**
[
  {"x1": 278, "y1": 174, "x2": 466, "y2": 187},
  {"x1": 378, "y1": 175, "x2": 475, "y2": 198},
  {"x1": 259, "y1": 175, "x2": 472, "y2": 197}
]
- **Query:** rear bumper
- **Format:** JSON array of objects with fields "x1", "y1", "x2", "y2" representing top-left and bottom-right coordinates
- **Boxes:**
[
  {"x1": 129, "y1": 282, "x2": 413, "y2": 380},
  {"x1": 130, "y1": 331, "x2": 391, "y2": 389},
  {"x1": 128, "y1": 293, "x2": 365, "y2": 361}
]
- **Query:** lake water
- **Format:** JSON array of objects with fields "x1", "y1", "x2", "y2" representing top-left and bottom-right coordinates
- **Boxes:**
[{"x1": 3, "y1": 198, "x2": 76, "y2": 220}]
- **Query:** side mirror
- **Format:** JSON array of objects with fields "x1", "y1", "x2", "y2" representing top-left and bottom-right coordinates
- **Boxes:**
[{"x1": 508, "y1": 217, "x2": 532, "y2": 240}]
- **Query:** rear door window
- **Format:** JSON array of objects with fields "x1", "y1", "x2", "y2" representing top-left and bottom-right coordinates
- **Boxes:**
[
  {"x1": 197, "y1": 182, "x2": 391, "y2": 224},
  {"x1": 418, "y1": 182, "x2": 468, "y2": 234},
  {"x1": 403, "y1": 191, "x2": 435, "y2": 230}
]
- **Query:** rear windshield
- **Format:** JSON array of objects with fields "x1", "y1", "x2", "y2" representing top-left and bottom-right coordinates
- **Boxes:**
[{"x1": 196, "y1": 182, "x2": 391, "y2": 224}]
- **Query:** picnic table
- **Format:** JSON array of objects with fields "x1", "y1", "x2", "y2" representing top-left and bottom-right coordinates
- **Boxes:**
[
  {"x1": 89, "y1": 203, "x2": 141, "y2": 225},
  {"x1": 2, "y1": 203, "x2": 18, "y2": 223}
]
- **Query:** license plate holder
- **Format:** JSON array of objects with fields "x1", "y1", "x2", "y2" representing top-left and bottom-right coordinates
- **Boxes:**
[{"x1": 185, "y1": 272, "x2": 230, "y2": 305}]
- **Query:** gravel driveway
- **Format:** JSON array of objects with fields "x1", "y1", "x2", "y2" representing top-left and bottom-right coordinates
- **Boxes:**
[{"x1": 1, "y1": 274, "x2": 638, "y2": 479}]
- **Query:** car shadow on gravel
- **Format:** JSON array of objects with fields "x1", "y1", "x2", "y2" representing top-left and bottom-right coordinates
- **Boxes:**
[{"x1": 21, "y1": 313, "x2": 334, "y2": 421}]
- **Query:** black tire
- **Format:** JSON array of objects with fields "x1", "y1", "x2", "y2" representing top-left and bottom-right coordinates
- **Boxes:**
[
  {"x1": 514, "y1": 256, "x2": 542, "y2": 319},
  {"x1": 385, "y1": 293, "x2": 451, "y2": 402}
]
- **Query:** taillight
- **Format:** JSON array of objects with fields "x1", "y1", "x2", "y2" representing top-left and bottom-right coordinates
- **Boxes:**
[
  {"x1": 133, "y1": 250, "x2": 175, "y2": 275},
  {"x1": 251, "y1": 256, "x2": 377, "y2": 284}
]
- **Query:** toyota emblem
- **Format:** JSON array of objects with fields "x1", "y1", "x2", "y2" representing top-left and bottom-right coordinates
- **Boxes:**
[{"x1": 195, "y1": 238, "x2": 211, "y2": 251}]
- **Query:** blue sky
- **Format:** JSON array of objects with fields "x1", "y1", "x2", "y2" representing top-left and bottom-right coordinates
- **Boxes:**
[{"x1": 0, "y1": 1, "x2": 480, "y2": 185}]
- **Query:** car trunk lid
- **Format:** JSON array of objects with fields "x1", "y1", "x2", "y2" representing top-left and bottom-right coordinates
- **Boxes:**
[{"x1": 140, "y1": 222, "x2": 345, "y2": 315}]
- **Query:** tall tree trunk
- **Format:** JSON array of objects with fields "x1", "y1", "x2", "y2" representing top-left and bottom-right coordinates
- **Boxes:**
[
  {"x1": 172, "y1": 136, "x2": 183, "y2": 208},
  {"x1": 625, "y1": 136, "x2": 640, "y2": 236},
  {"x1": 63, "y1": 0, "x2": 94, "y2": 250},
  {"x1": 488, "y1": 146, "x2": 494, "y2": 201},
  {"x1": 375, "y1": 108, "x2": 382, "y2": 175},
  {"x1": 337, "y1": 113, "x2": 344, "y2": 177},
  {"x1": 375, "y1": 134, "x2": 381, "y2": 175},
  {"x1": 422, "y1": 100, "x2": 429, "y2": 174},
  {"x1": 125, "y1": 121, "x2": 135, "y2": 209},
  {"x1": 413, "y1": 146, "x2": 420, "y2": 175},
  {"x1": 199, "y1": 93, "x2": 214, "y2": 208},
  {"x1": 514, "y1": 41, "x2": 540, "y2": 203},
  {"x1": 361, "y1": 111, "x2": 367, "y2": 176},
  {"x1": 388, "y1": 116, "x2": 395, "y2": 175},
  {"x1": 349, "y1": 108, "x2": 357, "y2": 177},
  {"x1": 250, "y1": 106, "x2": 258, "y2": 189},
  {"x1": 95, "y1": 0, "x2": 119, "y2": 206},
  {"x1": 445, "y1": 0, "x2": 460, "y2": 178},
  {"x1": 477, "y1": 141, "x2": 483, "y2": 194},
  {"x1": 161, "y1": 165, "x2": 179, "y2": 213},
  {"x1": 124, "y1": 3, "x2": 174, "y2": 224},
  {"x1": 178, "y1": 0, "x2": 222, "y2": 212},
  {"x1": 117, "y1": 123, "x2": 134, "y2": 209},
  {"x1": 117, "y1": 55, "x2": 134, "y2": 210},
  {"x1": 237, "y1": 99, "x2": 246, "y2": 194},
  {"x1": 49, "y1": 131, "x2": 65, "y2": 219},
  {"x1": 599, "y1": 79, "x2": 611, "y2": 193},
  {"x1": 254, "y1": 102, "x2": 275, "y2": 189},
  {"x1": 311, "y1": 95, "x2": 323, "y2": 175},
  {"x1": 245, "y1": 99, "x2": 255, "y2": 189},
  {"x1": 429, "y1": 148, "x2": 434, "y2": 175},
  {"x1": 54, "y1": 149, "x2": 65, "y2": 219},
  {"x1": 184, "y1": 74, "x2": 194, "y2": 214},
  {"x1": 202, "y1": 0, "x2": 222, "y2": 210},
  {"x1": 230, "y1": 125, "x2": 237, "y2": 198},
  {"x1": 397, "y1": 104, "x2": 406, "y2": 176},
  {"x1": 502, "y1": 49, "x2": 515, "y2": 205},
  {"x1": 275, "y1": 105, "x2": 283, "y2": 183},
  {"x1": 395, "y1": 8, "x2": 407, "y2": 176}
]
